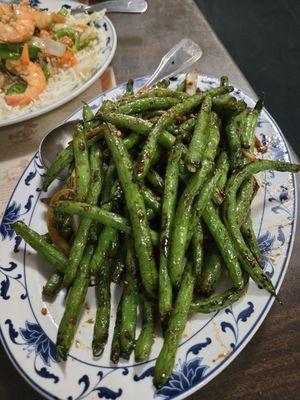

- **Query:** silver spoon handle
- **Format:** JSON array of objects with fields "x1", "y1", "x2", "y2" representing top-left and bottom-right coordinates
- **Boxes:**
[
  {"x1": 142, "y1": 39, "x2": 203, "y2": 90},
  {"x1": 73, "y1": 0, "x2": 148, "y2": 14}
]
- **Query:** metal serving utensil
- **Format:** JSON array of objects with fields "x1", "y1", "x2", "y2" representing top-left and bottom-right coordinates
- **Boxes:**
[
  {"x1": 39, "y1": 39, "x2": 202, "y2": 178},
  {"x1": 71, "y1": 0, "x2": 148, "y2": 15}
]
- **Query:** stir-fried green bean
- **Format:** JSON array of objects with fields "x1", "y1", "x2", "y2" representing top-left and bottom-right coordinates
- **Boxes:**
[
  {"x1": 168, "y1": 112, "x2": 220, "y2": 287},
  {"x1": 56, "y1": 245, "x2": 94, "y2": 360},
  {"x1": 103, "y1": 124, "x2": 158, "y2": 298},
  {"x1": 159, "y1": 141, "x2": 182, "y2": 318},
  {"x1": 19, "y1": 78, "x2": 300, "y2": 389}
]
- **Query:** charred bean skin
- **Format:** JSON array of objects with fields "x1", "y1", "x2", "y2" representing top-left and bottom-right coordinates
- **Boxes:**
[
  {"x1": 154, "y1": 264, "x2": 196, "y2": 388},
  {"x1": 56, "y1": 245, "x2": 94, "y2": 360},
  {"x1": 103, "y1": 124, "x2": 158, "y2": 299},
  {"x1": 199, "y1": 248, "x2": 222, "y2": 297},
  {"x1": 185, "y1": 95, "x2": 212, "y2": 172},
  {"x1": 168, "y1": 113, "x2": 220, "y2": 288},
  {"x1": 159, "y1": 141, "x2": 182, "y2": 319},
  {"x1": 225, "y1": 160, "x2": 300, "y2": 294}
]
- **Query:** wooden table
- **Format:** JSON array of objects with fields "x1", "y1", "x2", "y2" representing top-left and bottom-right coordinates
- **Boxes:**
[{"x1": 0, "y1": 1, "x2": 299, "y2": 399}]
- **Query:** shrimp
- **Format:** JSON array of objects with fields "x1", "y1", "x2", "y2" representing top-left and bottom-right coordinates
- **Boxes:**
[
  {"x1": 30, "y1": 9, "x2": 54, "y2": 31},
  {"x1": 0, "y1": 3, "x2": 35, "y2": 43},
  {"x1": 5, "y1": 45, "x2": 46, "y2": 107}
]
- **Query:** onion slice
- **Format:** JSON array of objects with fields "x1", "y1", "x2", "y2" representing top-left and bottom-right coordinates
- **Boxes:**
[
  {"x1": 29, "y1": 36, "x2": 46, "y2": 50},
  {"x1": 43, "y1": 37, "x2": 66, "y2": 57}
]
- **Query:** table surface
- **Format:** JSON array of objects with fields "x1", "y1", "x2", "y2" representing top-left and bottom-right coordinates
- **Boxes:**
[{"x1": 0, "y1": 1, "x2": 299, "y2": 399}]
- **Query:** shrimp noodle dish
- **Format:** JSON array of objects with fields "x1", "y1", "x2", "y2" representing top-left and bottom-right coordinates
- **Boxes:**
[{"x1": 0, "y1": 0, "x2": 108, "y2": 121}]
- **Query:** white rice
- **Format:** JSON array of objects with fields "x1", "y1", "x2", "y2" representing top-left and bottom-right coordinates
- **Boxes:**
[{"x1": 0, "y1": 12, "x2": 108, "y2": 121}]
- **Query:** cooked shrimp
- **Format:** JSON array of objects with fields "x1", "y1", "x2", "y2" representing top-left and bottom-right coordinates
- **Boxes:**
[
  {"x1": 5, "y1": 45, "x2": 46, "y2": 107},
  {"x1": 32, "y1": 11, "x2": 67, "y2": 31},
  {"x1": 0, "y1": 3, "x2": 35, "y2": 43},
  {"x1": 30, "y1": 9, "x2": 54, "y2": 31}
]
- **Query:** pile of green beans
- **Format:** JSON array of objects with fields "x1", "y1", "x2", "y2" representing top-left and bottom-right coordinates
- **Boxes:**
[{"x1": 13, "y1": 75, "x2": 300, "y2": 389}]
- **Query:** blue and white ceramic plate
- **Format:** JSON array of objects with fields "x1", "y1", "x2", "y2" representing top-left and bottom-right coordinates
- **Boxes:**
[
  {"x1": 0, "y1": 75, "x2": 297, "y2": 399},
  {"x1": 0, "y1": 0, "x2": 117, "y2": 127}
]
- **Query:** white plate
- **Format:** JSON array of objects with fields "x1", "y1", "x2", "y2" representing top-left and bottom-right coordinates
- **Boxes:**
[
  {"x1": 0, "y1": 75, "x2": 297, "y2": 400},
  {"x1": 0, "y1": 0, "x2": 117, "y2": 128}
]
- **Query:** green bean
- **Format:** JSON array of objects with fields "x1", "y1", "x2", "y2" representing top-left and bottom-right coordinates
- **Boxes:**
[
  {"x1": 101, "y1": 161, "x2": 117, "y2": 203},
  {"x1": 110, "y1": 231, "x2": 119, "y2": 258},
  {"x1": 42, "y1": 272, "x2": 63, "y2": 298},
  {"x1": 212, "y1": 152, "x2": 230, "y2": 205},
  {"x1": 73, "y1": 125, "x2": 90, "y2": 201},
  {"x1": 220, "y1": 76, "x2": 229, "y2": 86},
  {"x1": 42, "y1": 145, "x2": 74, "y2": 192},
  {"x1": 235, "y1": 178, "x2": 262, "y2": 268},
  {"x1": 177, "y1": 118, "x2": 196, "y2": 138},
  {"x1": 119, "y1": 237, "x2": 138, "y2": 359},
  {"x1": 235, "y1": 177, "x2": 258, "y2": 227},
  {"x1": 120, "y1": 88, "x2": 188, "y2": 104},
  {"x1": 117, "y1": 97, "x2": 180, "y2": 115},
  {"x1": 63, "y1": 144, "x2": 103, "y2": 287},
  {"x1": 217, "y1": 95, "x2": 235, "y2": 108},
  {"x1": 13, "y1": 221, "x2": 68, "y2": 272},
  {"x1": 82, "y1": 104, "x2": 94, "y2": 123},
  {"x1": 146, "y1": 169, "x2": 164, "y2": 194},
  {"x1": 135, "y1": 296, "x2": 155, "y2": 361},
  {"x1": 159, "y1": 141, "x2": 182, "y2": 319},
  {"x1": 82, "y1": 105, "x2": 98, "y2": 132},
  {"x1": 96, "y1": 111, "x2": 176, "y2": 150},
  {"x1": 110, "y1": 299, "x2": 122, "y2": 364},
  {"x1": 188, "y1": 152, "x2": 228, "y2": 242},
  {"x1": 92, "y1": 260, "x2": 111, "y2": 357},
  {"x1": 42, "y1": 135, "x2": 102, "y2": 192},
  {"x1": 168, "y1": 113, "x2": 220, "y2": 287},
  {"x1": 225, "y1": 159, "x2": 300, "y2": 294},
  {"x1": 53, "y1": 211, "x2": 73, "y2": 241},
  {"x1": 91, "y1": 227, "x2": 119, "y2": 275},
  {"x1": 191, "y1": 222, "x2": 203, "y2": 278},
  {"x1": 56, "y1": 245, "x2": 94, "y2": 360},
  {"x1": 41, "y1": 233, "x2": 52, "y2": 243},
  {"x1": 154, "y1": 263, "x2": 195, "y2": 388},
  {"x1": 103, "y1": 124, "x2": 158, "y2": 298},
  {"x1": 225, "y1": 110, "x2": 248, "y2": 170},
  {"x1": 111, "y1": 242, "x2": 126, "y2": 283},
  {"x1": 234, "y1": 100, "x2": 248, "y2": 115},
  {"x1": 136, "y1": 86, "x2": 233, "y2": 180},
  {"x1": 53, "y1": 200, "x2": 159, "y2": 246},
  {"x1": 176, "y1": 79, "x2": 186, "y2": 92},
  {"x1": 124, "y1": 79, "x2": 134, "y2": 96},
  {"x1": 153, "y1": 79, "x2": 170, "y2": 89},
  {"x1": 100, "y1": 99, "x2": 116, "y2": 112},
  {"x1": 190, "y1": 276, "x2": 249, "y2": 313},
  {"x1": 185, "y1": 95, "x2": 212, "y2": 172},
  {"x1": 91, "y1": 166, "x2": 123, "y2": 276},
  {"x1": 202, "y1": 201, "x2": 244, "y2": 289},
  {"x1": 241, "y1": 213, "x2": 264, "y2": 267},
  {"x1": 54, "y1": 200, "x2": 130, "y2": 234},
  {"x1": 199, "y1": 248, "x2": 222, "y2": 296},
  {"x1": 140, "y1": 184, "x2": 161, "y2": 215},
  {"x1": 241, "y1": 94, "x2": 264, "y2": 149}
]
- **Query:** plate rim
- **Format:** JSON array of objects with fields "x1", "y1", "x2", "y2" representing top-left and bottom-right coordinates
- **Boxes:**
[
  {"x1": 0, "y1": 75, "x2": 298, "y2": 400},
  {"x1": 0, "y1": 12, "x2": 117, "y2": 128}
]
